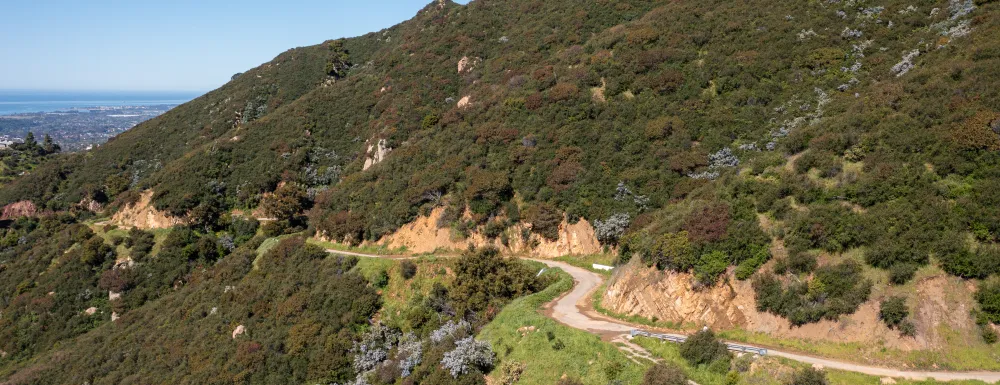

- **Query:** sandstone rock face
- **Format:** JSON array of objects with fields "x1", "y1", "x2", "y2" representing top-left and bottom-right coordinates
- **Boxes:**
[
  {"x1": 457, "y1": 95, "x2": 471, "y2": 108},
  {"x1": 232, "y1": 325, "x2": 246, "y2": 339},
  {"x1": 378, "y1": 206, "x2": 601, "y2": 258},
  {"x1": 457, "y1": 56, "x2": 480, "y2": 74},
  {"x1": 1, "y1": 201, "x2": 37, "y2": 220},
  {"x1": 84, "y1": 307, "x2": 98, "y2": 316},
  {"x1": 363, "y1": 138, "x2": 391, "y2": 171},
  {"x1": 110, "y1": 190, "x2": 186, "y2": 229},
  {"x1": 602, "y1": 260, "x2": 980, "y2": 350}
]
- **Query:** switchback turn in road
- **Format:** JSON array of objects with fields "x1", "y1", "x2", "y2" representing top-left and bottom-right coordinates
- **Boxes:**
[{"x1": 326, "y1": 249, "x2": 1000, "y2": 383}]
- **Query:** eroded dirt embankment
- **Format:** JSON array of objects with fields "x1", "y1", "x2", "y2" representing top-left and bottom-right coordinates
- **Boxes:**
[
  {"x1": 110, "y1": 190, "x2": 186, "y2": 229},
  {"x1": 377, "y1": 206, "x2": 601, "y2": 258},
  {"x1": 602, "y1": 258, "x2": 981, "y2": 352}
]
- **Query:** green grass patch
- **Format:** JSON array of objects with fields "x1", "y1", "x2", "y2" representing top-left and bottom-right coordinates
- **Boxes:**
[
  {"x1": 306, "y1": 237, "x2": 405, "y2": 255},
  {"x1": 479, "y1": 268, "x2": 647, "y2": 385},
  {"x1": 363, "y1": 256, "x2": 456, "y2": 327},
  {"x1": 553, "y1": 254, "x2": 618, "y2": 276}
]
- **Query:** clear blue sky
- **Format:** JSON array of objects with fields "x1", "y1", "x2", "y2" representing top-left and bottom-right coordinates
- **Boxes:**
[{"x1": 0, "y1": 0, "x2": 469, "y2": 92}]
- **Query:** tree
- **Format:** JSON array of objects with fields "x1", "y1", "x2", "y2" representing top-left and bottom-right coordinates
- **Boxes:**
[
  {"x1": 642, "y1": 362, "x2": 688, "y2": 385},
  {"x1": 261, "y1": 183, "x2": 309, "y2": 221},
  {"x1": 525, "y1": 203, "x2": 563, "y2": 241},
  {"x1": 326, "y1": 39, "x2": 351, "y2": 78},
  {"x1": 42, "y1": 134, "x2": 59, "y2": 154},
  {"x1": 80, "y1": 236, "x2": 114, "y2": 267},
  {"x1": 24, "y1": 131, "x2": 36, "y2": 148}
]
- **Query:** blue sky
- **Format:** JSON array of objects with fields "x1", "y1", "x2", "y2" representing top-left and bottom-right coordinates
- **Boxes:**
[{"x1": 0, "y1": 0, "x2": 469, "y2": 92}]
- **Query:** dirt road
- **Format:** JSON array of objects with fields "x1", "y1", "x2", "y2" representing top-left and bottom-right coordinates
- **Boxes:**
[{"x1": 328, "y1": 249, "x2": 1000, "y2": 383}]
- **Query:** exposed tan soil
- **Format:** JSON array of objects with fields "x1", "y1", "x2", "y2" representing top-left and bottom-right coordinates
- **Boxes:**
[
  {"x1": 378, "y1": 206, "x2": 601, "y2": 258},
  {"x1": 110, "y1": 190, "x2": 187, "y2": 229},
  {"x1": 601, "y1": 260, "x2": 980, "y2": 351}
]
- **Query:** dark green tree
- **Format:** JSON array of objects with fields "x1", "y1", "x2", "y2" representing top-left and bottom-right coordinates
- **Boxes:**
[{"x1": 42, "y1": 134, "x2": 60, "y2": 154}]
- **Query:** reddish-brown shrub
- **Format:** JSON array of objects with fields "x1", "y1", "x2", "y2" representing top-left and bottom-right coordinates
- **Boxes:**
[
  {"x1": 683, "y1": 202, "x2": 731, "y2": 244},
  {"x1": 548, "y1": 83, "x2": 580, "y2": 102}
]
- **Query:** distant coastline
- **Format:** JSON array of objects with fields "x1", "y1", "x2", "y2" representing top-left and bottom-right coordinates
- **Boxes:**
[{"x1": 0, "y1": 90, "x2": 201, "y2": 116}]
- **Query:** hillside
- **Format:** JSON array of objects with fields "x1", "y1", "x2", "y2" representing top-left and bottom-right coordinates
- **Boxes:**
[{"x1": 2, "y1": 0, "x2": 1000, "y2": 383}]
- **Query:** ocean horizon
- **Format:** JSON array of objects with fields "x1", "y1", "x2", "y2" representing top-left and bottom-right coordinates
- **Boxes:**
[{"x1": 0, "y1": 90, "x2": 202, "y2": 115}]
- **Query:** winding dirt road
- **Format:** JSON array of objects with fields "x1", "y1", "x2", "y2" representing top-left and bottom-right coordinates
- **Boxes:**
[{"x1": 328, "y1": 249, "x2": 1000, "y2": 383}]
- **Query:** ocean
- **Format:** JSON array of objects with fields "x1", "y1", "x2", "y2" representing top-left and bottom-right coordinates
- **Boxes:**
[{"x1": 0, "y1": 90, "x2": 201, "y2": 115}]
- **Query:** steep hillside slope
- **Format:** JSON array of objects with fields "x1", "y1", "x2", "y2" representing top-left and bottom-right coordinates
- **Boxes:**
[{"x1": 2, "y1": 0, "x2": 1000, "y2": 381}]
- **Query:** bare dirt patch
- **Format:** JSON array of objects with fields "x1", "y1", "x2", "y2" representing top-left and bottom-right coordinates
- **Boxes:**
[
  {"x1": 110, "y1": 190, "x2": 186, "y2": 229},
  {"x1": 378, "y1": 207, "x2": 601, "y2": 258},
  {"x1": 602, "y1": 261, "x2": 980, "y2": 352}
]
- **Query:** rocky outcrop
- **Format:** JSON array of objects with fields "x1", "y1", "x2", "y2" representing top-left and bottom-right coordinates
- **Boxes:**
[
  {"x1": 363, "y1": 138, "x2": 391, "y2": 171},
  {"x1": 457, "y1": 56, "x2": 480, "y2": 74},
  {"x1": 232, "y1": 325, "x2": 246, "y2": 339},
  {"x1": 602, "y1": 260, "x2": 980, "y2": 350},
  {"x1": 457, "y1": 95, "x2": 471, "y2": 109},
  {"x1": 1, "y1": 201, "x2": 37, "y2": 220},
  {"x1": 110, "y1": 190, "x2": 186, "y2": 229},
  {"x1": 78, "y1": 198, "x2": 103, "y2": 213},
  {"x1": 377, "y1": 206, "x2": 601, "y2": 258}
]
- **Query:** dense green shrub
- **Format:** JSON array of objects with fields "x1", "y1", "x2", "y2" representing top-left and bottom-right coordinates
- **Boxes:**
[
  {"x1": 679, "y1": 329, "x2": 731, "y2": 369},
  {"x1": 888, "y1": 263, "x2": 919, "y2": 285},
  {"x1": 642, "y1": 362, "x2": 688, "y2": 385},
  {"x1": 449, "y1": 247, "x2": 547, "y2": 321},
  {"x1": 879, "y1": 296, "x2": 909, "y2": 329},
  {"x1": 977, "y1": 280, "x2": 1000, "y2": 324},
  {"x1": 754, "y1": 261, "x2": 872, "y2": 326},
  {"x1": 788, "y1": 367, "x2": 827, "y2": 385},
  {"x1": 774, "y1": 251, "x2": 818, "y2": 275},
  {"x1": 525, "y1": 203, "x2": 563, "y2": 241},
  {"x1": 400, "y1": 260, "x2": 418, "y2": 280}
]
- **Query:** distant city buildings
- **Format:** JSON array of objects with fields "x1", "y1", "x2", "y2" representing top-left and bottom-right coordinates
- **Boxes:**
[{"x1": 0, "y1": 104, "x2": 178, "y2": 151}]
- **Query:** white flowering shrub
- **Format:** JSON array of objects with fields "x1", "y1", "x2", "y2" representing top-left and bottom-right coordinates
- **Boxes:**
[
  {"x1": 352, "y1": 324, "x2": 399, "y2": 374},
  {"x1": 614, "y1": 182, "x2": 649, "y2": 210},
  {"x1": 594, "y1": 212, "x2": 631, "y2": 245},
  {"x1": 218, "y1": 233, "x2": 235, "y2": 251},
  {"x1": 441, "y1": 337, "x2": 495, "y2": 378},
  {"x1": 708, "y1": 148, "x2": 739, "y2": 168},
  {"x1": 841, "y1": 27, "x2": 863, "y2": 39},
  {"x1": 687, "y1": 170, "x2": 721, "y2": 180},
  {"x1": 430, "y1": 320, "x2": 471, "y2": 343},
  {"x1": 891, "y1": 50, "x2": 920, "y2": 77},
  {"x1": 397, "y1": 333, "x2": 423, "y2": 378}
]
